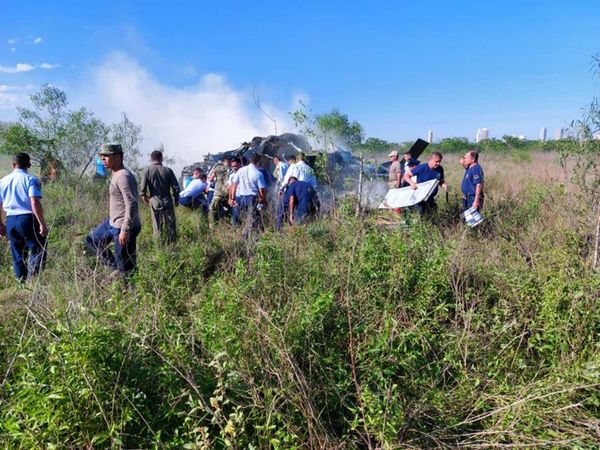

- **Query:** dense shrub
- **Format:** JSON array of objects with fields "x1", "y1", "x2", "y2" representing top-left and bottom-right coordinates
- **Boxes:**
[{"x1": 0, "y1": 152, "x2": 598, "y2": 448}]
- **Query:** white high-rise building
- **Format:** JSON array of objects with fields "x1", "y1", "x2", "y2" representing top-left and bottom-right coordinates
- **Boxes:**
[
  {"x1": 427, "y1": 130, "x2": 434, "y2": 143},
  {"x1": 540, "y1": 127, "x2": 547, "y2": 142},
  {"x1": 476, "y1": 128, "x2": 489, "y2": 143},
  {"x1": 555, "y1": 128, "x2": 564, "y2": 140}
]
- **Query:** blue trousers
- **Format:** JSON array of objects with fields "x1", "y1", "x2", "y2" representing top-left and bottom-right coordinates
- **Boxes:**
[
  {"x1": 463, "y1": 194, "x2": 484, "y2": 210},
  {"x1": 6, "y1": 213, "x2": 47, "y2": 281},
  {"x1": 85, "y1": 218, "x2": 141, "y2": 274}
]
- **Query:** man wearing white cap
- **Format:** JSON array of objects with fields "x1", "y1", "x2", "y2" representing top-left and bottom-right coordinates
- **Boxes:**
[{"x1": 387, "y1": 150, "x2": 401, "y2": 189}]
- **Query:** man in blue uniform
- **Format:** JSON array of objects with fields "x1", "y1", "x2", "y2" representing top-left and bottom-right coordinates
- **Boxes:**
[
  {"x1": 461, "y1": 150, "x2": 484, "y2": 210},
  {"x1": 0, "y1": 153, "x2": 49, "y2": 282},
  {"x1": 287, "y1": 176, "x2": 319, "y2": 225},
  {"x1": 403, "y1": 151, "x2": 447, "y2": 215}
]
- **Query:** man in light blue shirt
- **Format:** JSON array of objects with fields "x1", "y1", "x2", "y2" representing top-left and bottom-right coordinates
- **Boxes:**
[
  {"x1": 0, "y1": 153, "x2": 49, "y2": 282},
  {"x1": 229, "y1": 153, "x2": 267, "y2": 232}
]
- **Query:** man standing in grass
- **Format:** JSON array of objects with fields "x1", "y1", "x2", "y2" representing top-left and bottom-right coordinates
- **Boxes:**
[
  {"x1": 140, "y1": 150, "x2": 180, "y2": 243},
  {"x1": 387, "y1": 150, "x2": 402, "y2": 189},
  {"x1": 207, "y1": 156, "x2": 231, "y2": 227},
  {"x1": 85, "y1": 144, "x2": 141, "y2": 276},
  {"x1": 461, "y1": 150, "x2": 484, "y2": 211},
  {"x1": 404, "y1": 151, "x2": 447, "y2": 215},
  {"x1": 0, "y1": 152, "x2": 49, "y2": 282}
]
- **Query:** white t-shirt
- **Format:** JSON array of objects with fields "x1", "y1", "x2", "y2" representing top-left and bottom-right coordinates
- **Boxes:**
[
  {"x1": 283, "y1": 160, "x2": 317, "y2": 189},
  {"x1": 230, "y1": 164, "x2": 266, "y2": 196}
]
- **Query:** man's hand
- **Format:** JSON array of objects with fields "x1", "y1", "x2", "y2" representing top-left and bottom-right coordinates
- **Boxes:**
[
  {"x1": 0, "y1": 223, "x2": 6, "y2": 238},
  {"x1": 119, "y1": 230, "x2": 129, "y2": 246},
  {"x1": 228, "y1": 198, "x2": 237, "y2": 207},
  {"x1": 441, "y1": 183, "x2": 448, "y2": 192},
  {"x1": 39, "y1": 223, "x2": 48, "y2": 237},
  {"x1": 288, "y1": 215, "x2": 294, "y2": 225},
  {"x1": 472, "y1": 200, "x2": 480, "y2": 210},
  {"x1": 410, "y1": 183, "x2": 418, "y2": 190}
]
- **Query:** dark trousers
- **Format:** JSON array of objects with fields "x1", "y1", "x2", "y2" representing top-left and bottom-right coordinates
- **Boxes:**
[
  {"x1": 462, "y1": 194, "x2": 484, "y2": 210},
  {"x1": 235, "y1": 195, "x2": 262, "y2": 236},
  {"x1": 151, "y1": 206, "x2": 177, "y2": 243},
  {"x1": 85, "y1": 218, "x2": 141, "y2": 274},
  {"x1": 414, "y1": 197, "x2": 437, "y2": 215},
  {"x1": 294, "y1": 197, "x2": 318, "y2": 224},
  {"x1": 6, "y1": 213, "x2": 47, "y2": 281}
]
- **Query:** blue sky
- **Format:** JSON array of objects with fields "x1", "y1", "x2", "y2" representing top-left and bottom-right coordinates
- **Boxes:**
[{"x1": 2, "y1": 0, "x2": 600, "y2": 149}]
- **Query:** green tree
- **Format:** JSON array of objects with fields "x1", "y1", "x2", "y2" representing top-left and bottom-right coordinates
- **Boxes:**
[
  {"x1": 315, "y1": 108, "x2": 364, "y2": 148},
  {"x1": 560, "y1": 56, "x2": 600, "y2": 269},
  {"x1": 0, "y1": 84, "x2": 143, "y2": 178}
]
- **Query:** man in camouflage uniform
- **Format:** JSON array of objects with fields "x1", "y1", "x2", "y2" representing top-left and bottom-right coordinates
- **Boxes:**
[{"x1": 207, "y1": 156, "x2": 231, "y2": 227}]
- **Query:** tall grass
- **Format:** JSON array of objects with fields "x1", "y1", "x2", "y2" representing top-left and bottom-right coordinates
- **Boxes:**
[{"x1": 0, "y1": 152, "x2": 598, "y2": 448}]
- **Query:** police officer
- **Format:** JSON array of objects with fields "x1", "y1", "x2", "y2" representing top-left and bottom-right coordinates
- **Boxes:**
[{"x1": 0, "y1": 152, "x2": 49, "y2": 282}]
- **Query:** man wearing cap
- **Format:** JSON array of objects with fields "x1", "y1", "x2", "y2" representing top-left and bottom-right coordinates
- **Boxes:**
[
  {"x1": 85, "y1": 144, "x2": 141, "y2": 276},
  {"x1": 140, "y1": 149, "x2": 180, "y2": 243},
  {"x1": 207, "y1": 156, "x2": 231, "y2": 227},
  {"x1": 387, "y1": 150, "x2": 402, "y2": 189},
  {"x1": 461, "y1": 150, "x2": 484, "y2": 211},
  {"x1": 0, "y1": 152, "x2": 49, "y2": 282}
]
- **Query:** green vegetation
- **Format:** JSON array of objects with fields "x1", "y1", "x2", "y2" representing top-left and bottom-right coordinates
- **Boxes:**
[{"x1": 0, "y1": 152, "x2": 597, "y2": 448}]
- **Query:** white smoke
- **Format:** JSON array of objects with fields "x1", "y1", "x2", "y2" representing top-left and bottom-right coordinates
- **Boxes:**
[{"x1": 78, "y1": 52, "x2": 295, "y2": 169}]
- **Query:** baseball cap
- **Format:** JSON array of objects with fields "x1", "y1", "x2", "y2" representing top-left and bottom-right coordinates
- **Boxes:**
[
  {"x1": 98, "y1": 143, "x2": 123, "y2": 155},
  {"x1": 388, "y1": 150, "x2": 399, "y2": 157}
]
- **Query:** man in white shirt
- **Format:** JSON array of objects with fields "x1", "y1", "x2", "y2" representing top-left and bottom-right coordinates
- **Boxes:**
[
  {"x1": 272, "y1": 155, "x2": 289, "y2": 190},
  {"x1": 282, "y1": 153, "x2": 317, "y2": 190},
  {"x1": 179, "y1": 168, "x2": 209, "y2": 211},
  {"x1": 229, "y1": 154, "x2": 267, "y2": 231},
  {"x1": 0, "y1": 152, "x2": 49, "y2": 282}
]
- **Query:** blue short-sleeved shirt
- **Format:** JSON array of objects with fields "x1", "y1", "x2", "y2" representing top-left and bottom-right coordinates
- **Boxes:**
[
  {"x1": 0, "y1": 169, "x2": 43, "y2": 216},
  {"x1": 461, "y1": 164, "x2": 484, "y2": 196},
  {"x1": 411, "y1": 163, "x2": 444, "y2": 197},
  {"x1": 288, "y1": 180, "x2": 316, "y2": 204}
]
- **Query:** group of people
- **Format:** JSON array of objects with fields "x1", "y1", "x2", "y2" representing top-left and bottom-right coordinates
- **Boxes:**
[
  {"x1": 0, "y1": 143, "x2": 482, "y2": 284},
  {"x1": 0, "y1": 145, "x2": 322, "y2": 282},
  {"x1": 387, "y1": 149, "x2": 484, "y2": 214}
]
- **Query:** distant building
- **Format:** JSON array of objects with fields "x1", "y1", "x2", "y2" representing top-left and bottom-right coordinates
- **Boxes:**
[
  {"x1": 427, "y1": 130, "x2": 434, "y2": 143},
  {"x1": 540, "y1": 127, "x2": 547, "y2": 142},
  {"x1": 476, "y1": 128, "x2": 489, "y2": 143},
  {"x1": 555, "y1": 128, "x2": 564, "y2": 140}
]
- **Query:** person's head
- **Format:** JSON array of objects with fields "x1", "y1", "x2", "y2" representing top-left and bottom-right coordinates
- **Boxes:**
[
  {"x1": 273, "y1": 155, "x2": 281, "y2": 164},
  {"x1": 13, "y1": 152, "x2": 31, "y2": 169},
  {"x1": 427, "y1": 151, "x2": 443, "y2": 170},
  {"x1": 230, "y1": 157, "x2": 241, "y2": 171},
  {"x1": 403, "y1": 151, "x2": 412, "y2": 161},
  {"x1": 459, "y1": 156, "x2": 468, "y2": 169},
  {"x1": 286, "y1": 154, "x2": 297, "y2": 164},
  {"x1": 388, "y1": 150, "x2": 399, "y2": 161},
  {"x1": 199, "y1": 173, "x2": 207, "y2": 182},
  {"x1": 150, "y1": 150, "x2": 163, "y2": 163},
  {"x1": 288, "y1": 176, "x2": 298, "y2": 185},
  {"x1": 464, "y1": 150, "x2": 478, "y2": 167},
  {"x1": 98, "y1": 143, "x2": 124, "y2": 170},
  {"x1": 222, "y1": 156, "x2": 231, "y2": 167},
  {"x1": 192, "y1": 167, "x2": 202, "y2": 179},
  {"x1": 251, "y1": 153, "x2": 261, "y2": 167}
]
